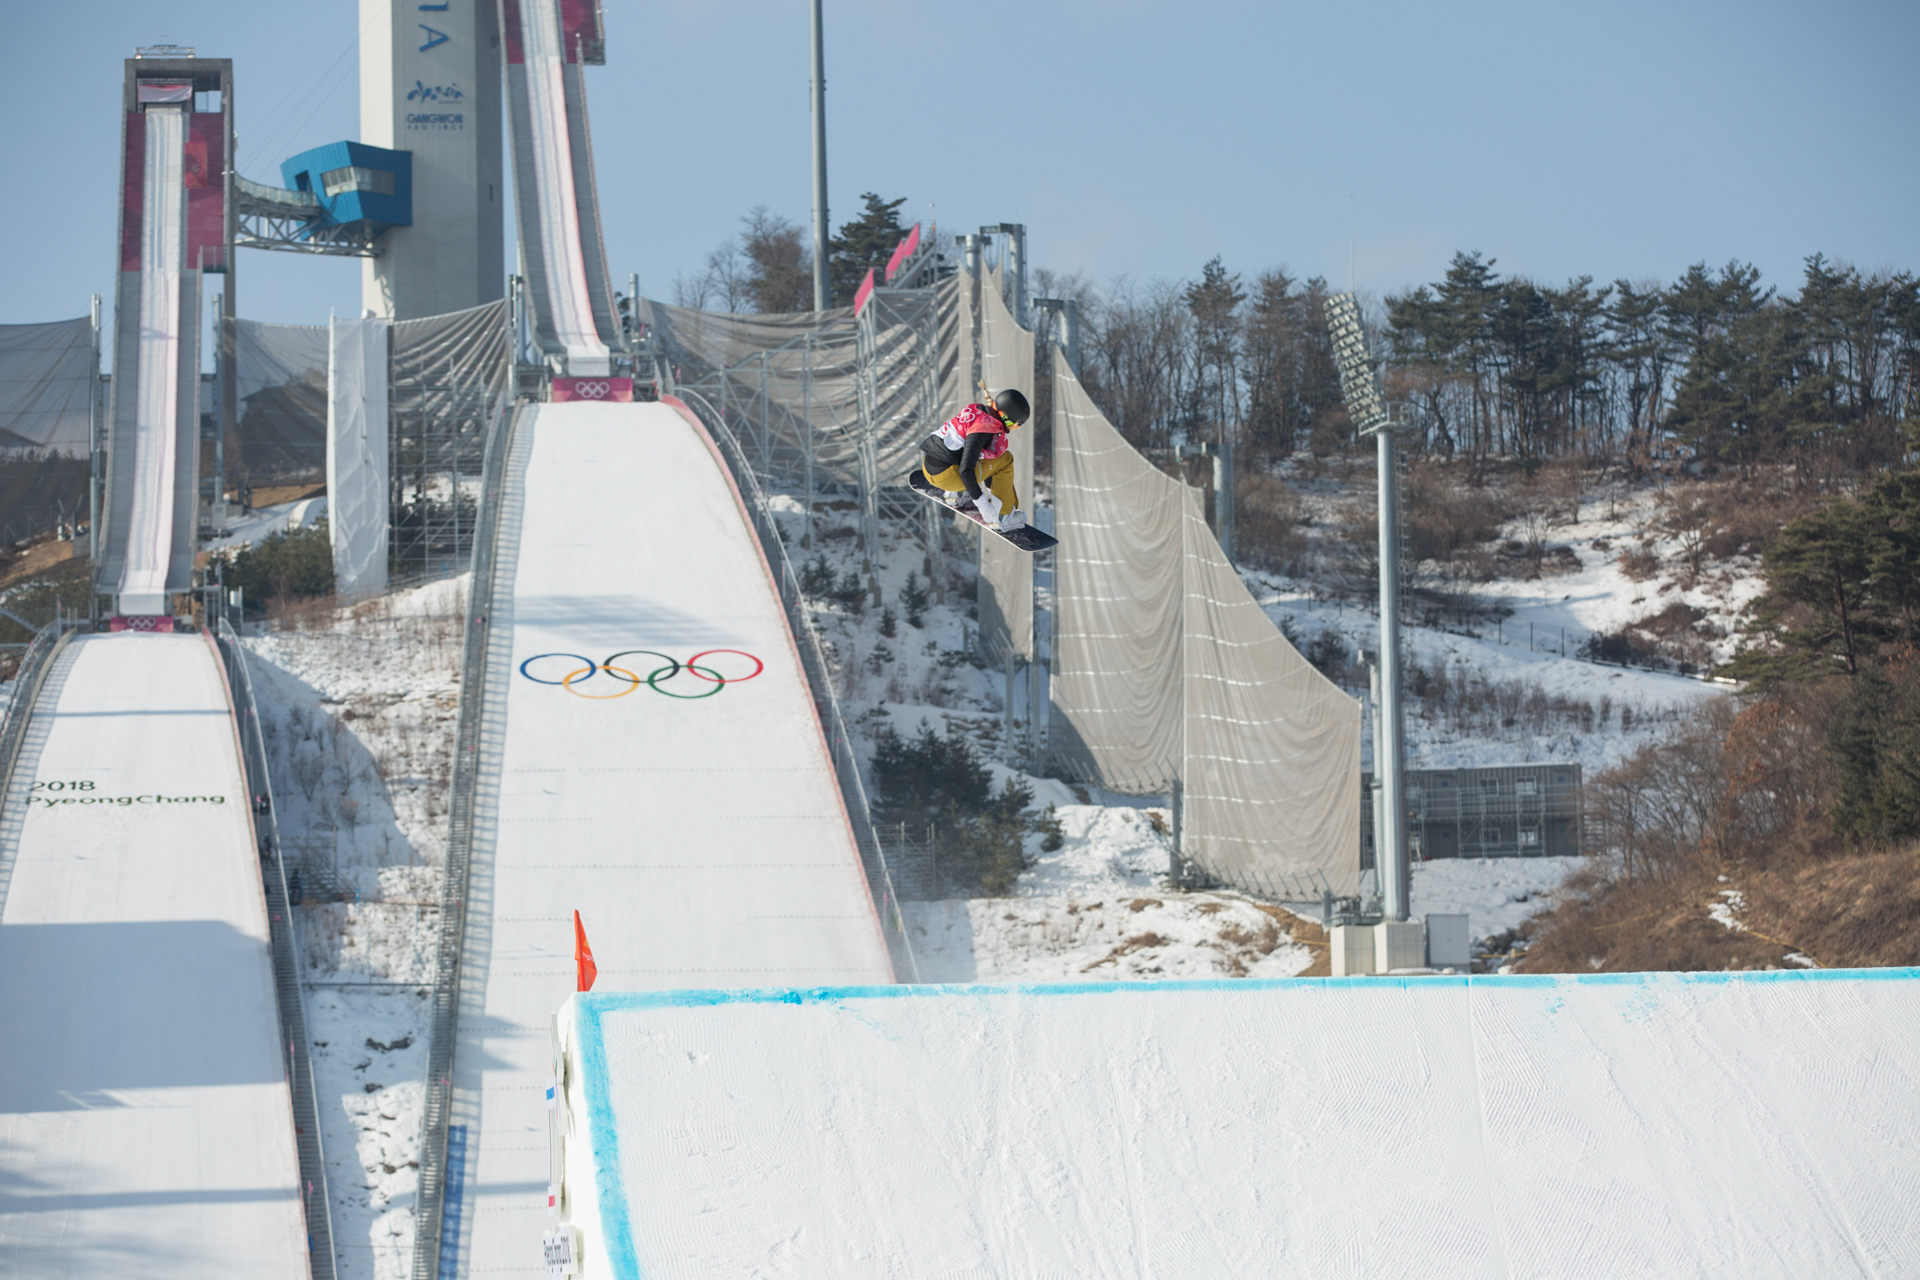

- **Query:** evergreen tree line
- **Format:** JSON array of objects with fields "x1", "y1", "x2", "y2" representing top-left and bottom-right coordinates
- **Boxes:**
[{"x1": 1052, "y1": 251, "x2": 1920, "y2": 480}]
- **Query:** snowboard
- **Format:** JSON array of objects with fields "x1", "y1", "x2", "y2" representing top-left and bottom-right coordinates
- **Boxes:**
[{"x1": 907, "y1": 470, "x2": 1058, "y2": 553}]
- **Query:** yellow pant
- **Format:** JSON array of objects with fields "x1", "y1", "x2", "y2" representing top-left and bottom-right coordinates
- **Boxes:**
[{"x1": 922, "y1": 452, "x2": 1018, "y2": 511}]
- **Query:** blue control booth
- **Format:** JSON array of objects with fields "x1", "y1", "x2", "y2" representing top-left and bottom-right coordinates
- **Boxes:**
[{"x1": 281, "y1": 141, "x2": 411, "y2": 233}]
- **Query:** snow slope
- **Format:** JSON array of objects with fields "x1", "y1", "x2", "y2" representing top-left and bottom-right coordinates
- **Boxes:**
[
  {"x1": 555, "y1": 970, "x2": 1920, "y2": 1279},
  {"x1": 0, "y1": 633, "x2": 307, "y2": 1277},
  {"x1": 447, "y1": 401, "x2": 893, "y2": 1277}
]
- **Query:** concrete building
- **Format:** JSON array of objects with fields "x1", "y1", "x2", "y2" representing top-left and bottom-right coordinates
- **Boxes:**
[{"x1": 359, "y1": 0, "x2": 503, "y2": 319}]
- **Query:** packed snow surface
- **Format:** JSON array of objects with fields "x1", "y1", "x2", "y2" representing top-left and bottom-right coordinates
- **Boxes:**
[
  {"x1": 0, "y1": 633, "x2": 307, "y2": 1277},
  {"x1": 449, "y1": 401, "x2": 892, "y2": 1276},
  {"x1": 559, "y1": 970, "x2": 1920, "y2": 1279}
]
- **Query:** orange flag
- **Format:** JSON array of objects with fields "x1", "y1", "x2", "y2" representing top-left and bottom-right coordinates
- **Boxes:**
[{"x1": 574, "y1": 910, "x2": 598, "y2": 992}]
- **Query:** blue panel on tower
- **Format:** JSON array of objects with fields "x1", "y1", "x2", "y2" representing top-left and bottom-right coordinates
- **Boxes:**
[{"x1": 281, "y1": 141, "x2": 412, "y2": 230}]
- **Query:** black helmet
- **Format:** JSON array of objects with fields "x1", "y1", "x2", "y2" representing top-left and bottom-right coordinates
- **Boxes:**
[{"x1": 992, "y1": 388, "x2": 1031, "y2": 427}]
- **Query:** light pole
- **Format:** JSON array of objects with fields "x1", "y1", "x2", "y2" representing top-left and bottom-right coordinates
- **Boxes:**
[
  {"x1": 1326, "y1": 292, "x2": 1410, "y2": 926},
  {"x1": 809, "y1": 0, "x2": 830, "y2": 313}
]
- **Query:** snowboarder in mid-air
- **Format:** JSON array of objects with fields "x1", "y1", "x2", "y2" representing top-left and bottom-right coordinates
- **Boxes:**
[{"x1": 918, "y1": 389, "x2": 1030, "y2": 532}]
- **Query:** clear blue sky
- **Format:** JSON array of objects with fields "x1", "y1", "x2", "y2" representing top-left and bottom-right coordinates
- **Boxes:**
[{"x1": 6, "y1": 0, "x2": 1917, "y2": 328}]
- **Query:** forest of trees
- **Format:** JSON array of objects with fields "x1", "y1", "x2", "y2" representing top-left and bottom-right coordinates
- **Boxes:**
[{"x1": 1063, "y1": 251, "x2": 1919, "y2": 481}]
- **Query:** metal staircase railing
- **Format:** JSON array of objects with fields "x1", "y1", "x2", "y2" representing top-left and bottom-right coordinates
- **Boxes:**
[
  {"x1": 411, "y1": 392, "x2": 517, "y2": 1280},
  {"x1": 213, "y1": 617, "x2": 338, "y2": 1280}
]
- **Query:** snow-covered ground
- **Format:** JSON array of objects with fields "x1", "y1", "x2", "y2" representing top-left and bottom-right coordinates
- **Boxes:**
[
  {"x1": 243, "y1": 575, "x2": 466, "y2": 1280},
  {"x1": 225, "y1": 466, "x2": 1758, "y2": 1275}
]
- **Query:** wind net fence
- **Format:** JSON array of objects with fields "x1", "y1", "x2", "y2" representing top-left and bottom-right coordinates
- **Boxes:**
[
  {"x1": 641, "y1": 279, "x2": 963, "y2": 521},
  {"x1": 235, "y1": 319, "x2": 327, "y2": 485},
  {"x1": 389, "y1": 300, "x2": 511, "y2": 580},
  {"x1": 233, "y1": 302, "x2": 509, "y2": 581},
  {"x1": 975, "y1": 267, "x2": 1034, "y2": 667},
  {"x1": 1050, "y1": 343, "x2": 1363, "y2": 898},
  {"x1": 0, "y1": 317, "x2": 93, "y2": 456}
]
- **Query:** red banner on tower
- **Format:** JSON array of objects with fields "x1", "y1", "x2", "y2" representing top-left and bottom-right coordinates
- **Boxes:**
[
  {"x1": 853, "y1": 268, "x2": 876, "y2": 317},
  {"x1": 885, "y1": 223, "x2": 921, "y2": 283}
]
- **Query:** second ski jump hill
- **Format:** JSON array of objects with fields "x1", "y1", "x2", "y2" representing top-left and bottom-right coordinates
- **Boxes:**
[
  {"x1": 0, "y1": 633, "x2": 307, "y2": 1277},
  {"x1": 443, "y1": 398, "x2": 895, "y2": 1275}
]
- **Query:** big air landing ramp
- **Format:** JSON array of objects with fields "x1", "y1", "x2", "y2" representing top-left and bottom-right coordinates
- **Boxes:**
[{"x1": 546, "y1": 970, "x2": 1920, "y2": 1279}]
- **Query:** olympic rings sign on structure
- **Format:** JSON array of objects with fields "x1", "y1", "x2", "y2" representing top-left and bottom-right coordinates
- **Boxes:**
[
  {"x1": 572, "y1": 380, "x2": 612, "y2": 400},
  {"x1": 518, "y1": 649, "x2": 765, "y2": 700}
]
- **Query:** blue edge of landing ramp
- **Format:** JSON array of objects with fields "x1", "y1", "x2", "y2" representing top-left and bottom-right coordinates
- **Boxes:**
[{"x1": 566, "y1": 966, "x2": 1920, "y2": 1280}]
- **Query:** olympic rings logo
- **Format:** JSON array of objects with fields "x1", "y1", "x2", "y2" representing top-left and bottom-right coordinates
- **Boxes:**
[
  {"x1": 518, "y1": 650, "x2": 765, "y2": 700},
  {"x1": 572, "y1": 380, "x2": 611, "y2": 400}
]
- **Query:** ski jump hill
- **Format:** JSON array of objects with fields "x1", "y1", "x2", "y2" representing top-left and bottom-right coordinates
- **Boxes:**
[
  {"x1": 0, "y1": 633, "x2": 308, "y2": 1276},
  {"x1": 549, "y1": 969, "x2": 1920, "y2": 1279},
  {"x1": 440, "y1": 398, "x2": 894, "y2": 1275}
]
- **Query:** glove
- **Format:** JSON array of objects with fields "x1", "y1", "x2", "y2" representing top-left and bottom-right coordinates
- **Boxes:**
[
  {"x1": 974, "y1": 490, "x2": 1004, "y2": 524},
  {"x1": 998, "y1": 507, "x2": 1028, "y2": 532}
]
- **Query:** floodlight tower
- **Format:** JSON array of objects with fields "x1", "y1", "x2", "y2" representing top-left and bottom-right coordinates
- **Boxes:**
[{"x1": 1325, "y1": 292, "x2": 1411, "y2": 925}]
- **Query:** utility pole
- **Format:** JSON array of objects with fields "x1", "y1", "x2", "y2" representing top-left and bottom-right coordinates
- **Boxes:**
[{"x1": 808, "y1": 0, "x2": 830, "y2": 313}]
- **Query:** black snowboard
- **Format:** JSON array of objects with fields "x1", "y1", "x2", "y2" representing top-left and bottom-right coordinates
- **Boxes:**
[{"x1": 907, "y1": 471, "x2": 1058, "y2": 552}]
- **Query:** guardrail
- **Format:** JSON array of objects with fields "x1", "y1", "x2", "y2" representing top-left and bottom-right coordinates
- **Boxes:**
[
  {"x1": 411, "y1": 394, "x2": 517, "y2": 1280},
  {"x1": 213, "y1": 617, "x2": 338, "y2": 1280},
  {"x1": 671, "y1": 388, "x2": 921, "y2": 982},
  {"x1": 0, "y1": 620, "x2": 80, "y2": 904}
]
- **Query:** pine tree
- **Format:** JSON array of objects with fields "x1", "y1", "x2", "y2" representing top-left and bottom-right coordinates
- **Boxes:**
[{"x1": 827, "y1": 192, "x2": 909, "y2": 307}]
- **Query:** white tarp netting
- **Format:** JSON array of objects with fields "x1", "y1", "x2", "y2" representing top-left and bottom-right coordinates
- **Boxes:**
[
  {"x1": 235, "y1": 319, "x2": 327, "y2": 482},
  {"x1": 643, "y1": 279, "x2": 960, "y2": 499},
  {"x1": 1050, "y1": 344, "x2": 1361, "y2": 894},
  {"x1": 327, "y1": 317, "x2": 390, "y2": 598},
  {"x1": 975, "y1": 268, "x2": 1034, "y2": 664},
  {"x1": 0, "y1": 317, "x2": 92, "y2": 454}
]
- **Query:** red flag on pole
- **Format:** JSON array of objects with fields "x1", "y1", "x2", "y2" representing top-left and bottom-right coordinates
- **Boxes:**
[{"x1": 574, "y1": 910, "x2": 597, "y2": 992}]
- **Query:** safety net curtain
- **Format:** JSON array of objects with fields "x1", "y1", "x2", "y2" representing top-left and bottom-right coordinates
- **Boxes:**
[
  {"x1": 1178, "y1": 482, "x2": 1362, "y2": 895},
  {"x1": 1050, "y1": 344, "x2": 1362, "y2": 892},
  {"x1": 641, "y1": 293, "x2": 946, "y2": 499},
  {"x1": 0, "y1": 318, "x2": 93, "y2": 453},
  {"x1": 234, "y1": 320, "x2": 328, "y2": 483},
  {"x1": 975, "y1": 268, "x2": 1034, "y2": 665},
  {"x1": 1050, "y1": 344, "x2": 1189, "y2": 788}
]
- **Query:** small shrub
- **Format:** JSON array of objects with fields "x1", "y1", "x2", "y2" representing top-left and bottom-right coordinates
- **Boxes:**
[
  {"x1": 1619, "y1": 543, "x2": 1660, "y2": 581},
  {"x1": 799, "y1": 554, "x2": 835, "y2": 599},
  {"x1": 900, "y1": 572, "x2": 930, "y2": 628}
]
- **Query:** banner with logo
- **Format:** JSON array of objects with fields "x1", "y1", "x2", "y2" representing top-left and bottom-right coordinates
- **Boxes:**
[{"x1": 550, "y1": 377, "x2": 631, "y2": 403}]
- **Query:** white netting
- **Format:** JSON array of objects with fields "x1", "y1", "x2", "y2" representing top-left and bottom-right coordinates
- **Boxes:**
[
  {"x1": 234, "y1": 319, "x2": 327, "y2": 482},
  {"x1": 0, "y1": 317, "x2": 92, "y2": 454},
  {"x1": 976, "y1": 266, "x2": 1034, "y2": 664},
  {"x1": 1050, "y1": 344, "x2": 1361, "y2": 894}
]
